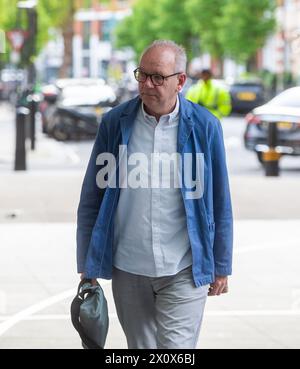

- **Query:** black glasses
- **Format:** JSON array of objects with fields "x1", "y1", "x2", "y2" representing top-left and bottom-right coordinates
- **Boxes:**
[{"x1": 134, "y1": 68, "x2": 182, "y2": 86}]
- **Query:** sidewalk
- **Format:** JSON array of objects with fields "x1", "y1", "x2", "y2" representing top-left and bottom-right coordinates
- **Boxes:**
[
  {"x1": 0, "y1": 219, "x2": 300, "y2": 349},
  {"x1": 0, "y1": 102, "x2": 84, "y2": 172},
  {"x1": 0, "y1": 102, "x2": 300, "y2": 349},
  {"x1": 1, "y1": 172, "x2": 300, "y2": 223},
  {"x1": 0, "y1": 172, "x2": 300, "y2": 349}
]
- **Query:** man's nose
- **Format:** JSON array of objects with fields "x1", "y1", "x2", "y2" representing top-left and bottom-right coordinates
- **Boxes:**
[{"x1": 143, "y1": 75, "x2": 155, "y2": 88}]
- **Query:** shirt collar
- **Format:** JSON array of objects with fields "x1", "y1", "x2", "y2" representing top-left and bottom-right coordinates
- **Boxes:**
[{"x1": 141, "y1": 96, "x2": 180, "y2": 125}]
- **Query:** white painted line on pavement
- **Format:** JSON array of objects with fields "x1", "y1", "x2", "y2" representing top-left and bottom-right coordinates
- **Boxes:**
[
  {"x1": 0, "y1": 281, "x2": 110, "y2": 337},
  {"x1": 0, "y1": 310, "x2": 300, "y2": 323},
  {"x1": 0, "y1": 289, "x2": 76, "y2": 337},
  {"x1": 234, "y1": 242, "x2": 299, "y2": 255},
  {"x1": 225, "y1": 136, "x2": 242, "y2": 149},
  {"x1": 207, "y1": 310, "x2": 300, "y2": 316},
  {"x1": 65, "y1": 147, "x2": 81, "y2": 165},
  {"x1": 0, "y1": 313, "x2": 119, "y2": 321}
]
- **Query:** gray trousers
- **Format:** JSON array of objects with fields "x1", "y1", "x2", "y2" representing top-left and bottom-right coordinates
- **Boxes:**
[{"x1": 112, "y1": 266, "x2": 209, "y2": 349}]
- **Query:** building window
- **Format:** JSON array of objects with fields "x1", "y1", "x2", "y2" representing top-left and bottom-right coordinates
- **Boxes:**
[
  {"x1": 101, "y1": 20, "x2": 110, "y2": 42},
  {"x1": 83, "y1": 56, "x2": 90, "y2": 77},
  {"x1": 101, "y1": 19, "x2": 117, "y2": 42},
  {"x1": 117, "y1": 0, "x2": 129, "y2": 8},
  {"x1": 83, "y1": 21, "x2": 91, "y2": 50}
]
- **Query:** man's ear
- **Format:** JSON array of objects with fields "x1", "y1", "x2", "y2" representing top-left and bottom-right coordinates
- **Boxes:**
[{"x1": 178, "y1": 73, "x2": 187, "y2": 92}]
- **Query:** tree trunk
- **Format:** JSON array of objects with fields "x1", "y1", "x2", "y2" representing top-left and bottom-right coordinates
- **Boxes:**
[
  {"x1": 246, "y1": 55, "x2": 257, "y2": 73},
  {"x1": 59, "y1": 12, "x2": 75, "y2": 78}
]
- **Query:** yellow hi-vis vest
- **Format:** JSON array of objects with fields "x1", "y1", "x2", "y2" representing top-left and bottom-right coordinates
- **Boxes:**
[{"x1": 185, "y1": 80, "x2": 232, "y2": 120}]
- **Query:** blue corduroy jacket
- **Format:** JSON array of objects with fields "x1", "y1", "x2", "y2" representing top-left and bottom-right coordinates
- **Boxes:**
[{"x1": 77, "y1": 94, "x2": 233, "y2": 287}]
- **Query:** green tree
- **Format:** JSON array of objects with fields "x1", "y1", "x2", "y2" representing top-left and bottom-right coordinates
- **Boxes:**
[
  {"x1": 115, "y1": 0, "x2": 160, "y2": 59},
  {"x1": 115, "y1": 0, "x2": 195, "y2": 60},
  {"x1": 153, "y1": 0, "x2": 194, "y2": 59},
  {"x1": 115, "y1": 0, "x2": 276, "y2": 73},
  {"x1": 0, "y1": 0, "x2": 93, "y2": 75},
  {"x1": 184, "y1": 0, "x2": 226, "y2": 60},
  {"x1": 0, "y1": 0, "x2": 23, "y2": 64},
  {"x1": 218, "y1": 0, "x2": 276, "y2": 67},
  {"x1": 39, "y1": 0, "x2": 77, "y2": 77}
]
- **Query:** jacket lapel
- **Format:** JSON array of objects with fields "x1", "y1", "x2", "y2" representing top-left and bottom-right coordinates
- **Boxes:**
[
  {"x1": 119, "y1": 94, "x2": 194, "y2": 152},
  {"x1": 120, "y1": 96, "x2": 141, "y2": 146},
  {"x1": 178, "y1": 94, "x2": 195, "y2": 153}
]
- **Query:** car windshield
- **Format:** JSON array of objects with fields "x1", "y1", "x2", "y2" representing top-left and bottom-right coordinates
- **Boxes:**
[
  {"x1": 268, "y1": 88, "x2": 300, "y2": 108},
  {"x1": 230, "y1": 82, "x2": 263, "y2": 92}
]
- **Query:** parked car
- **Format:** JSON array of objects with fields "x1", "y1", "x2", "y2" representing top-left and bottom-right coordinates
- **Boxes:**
[
  {"x1": 39, "y1": 83, "x2": 60, "y2": 133},
  {"x1": 244, "y1": 86, "x2": 300, "y2": 164},
  {"x1": 40, "y1": 78, "x2": 118, "y2": 141},
  {"x1": 0, "y1": 80, "x2": 4, "y2": 100},
  {"x1": 0, "y1": 68, "x2": 25, "y2": 103},
  {"x1": 229, "y1": 79, "x2": 265, "y2": 113}
]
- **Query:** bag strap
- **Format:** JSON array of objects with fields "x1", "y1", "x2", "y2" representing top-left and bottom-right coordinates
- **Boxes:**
[
  {"x1": 77, "y1": 278, "x2": 95, "y2": 294},
  {"x1": 71, "y1": 280, "x2": 103, "y2": 349}
]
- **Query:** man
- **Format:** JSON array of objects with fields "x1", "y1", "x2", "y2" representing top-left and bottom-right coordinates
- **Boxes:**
[
  {"x1": 186, "y1": 69, "x2": 232, "y2": 120},
  {"x1": 77, "y1": 40, "x2": 233, "y2": 349}
]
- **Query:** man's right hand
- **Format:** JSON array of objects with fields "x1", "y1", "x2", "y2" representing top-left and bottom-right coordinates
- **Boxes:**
[{"x1": 80, "y1": 273, "x2": 97, "y2": 286}]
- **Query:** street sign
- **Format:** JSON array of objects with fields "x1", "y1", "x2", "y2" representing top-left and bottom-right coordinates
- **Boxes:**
[
  {"x1": 7, "y1": 29, "x2": 29, "y2": 52},
  {"x1": 11, "y1": 50, "x2": 21, "y2": 64}
]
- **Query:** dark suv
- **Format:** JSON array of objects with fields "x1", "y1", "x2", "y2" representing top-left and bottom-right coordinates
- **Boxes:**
[{"x1": 230, "y1": 80, "x2": 266, "y2": 113}]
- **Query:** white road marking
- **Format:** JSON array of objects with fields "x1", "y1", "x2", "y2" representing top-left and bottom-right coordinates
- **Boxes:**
[
  {"x1": 0, "y1": 310, "x2": 300, "y2": 323},
  {"x1": 0, "y1": 281, "x2": 110, "y2": 337},
  {"x1": 65, "y1": 147, "x2": 81, "y2": 165},
  {"x1": 234, "y1": 241, "x2": 299, "y2": 254},
  {"x1": 206, "y1": 310, "x2": 300, "y2": 316},
  {"x1": 225, "y1": 136, "x2": 242, "y2": 149},
  {"x1": 0, "y1": 313, "x2": 119, "y2": 321}
]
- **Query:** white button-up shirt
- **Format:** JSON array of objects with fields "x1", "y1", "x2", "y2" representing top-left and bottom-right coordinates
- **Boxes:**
[{"x1": 113, "y1": 97, "x2": 192, "y2": 277}]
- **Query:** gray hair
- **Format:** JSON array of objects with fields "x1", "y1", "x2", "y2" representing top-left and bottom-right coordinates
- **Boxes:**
[{"x1": 141, "y1": 40, "x2": 187, "y2": 73}]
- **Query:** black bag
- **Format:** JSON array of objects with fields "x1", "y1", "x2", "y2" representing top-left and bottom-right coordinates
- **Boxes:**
[{"x1": 71, "y1": 279, "x2": 109, "y2": 349}]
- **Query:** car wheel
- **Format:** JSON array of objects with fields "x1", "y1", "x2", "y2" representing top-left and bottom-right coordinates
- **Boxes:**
[{"x1": 52, "y1": 125, "x2": 70, "y2": 141}]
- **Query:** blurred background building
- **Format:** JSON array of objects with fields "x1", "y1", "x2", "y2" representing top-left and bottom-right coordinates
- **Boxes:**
[
  {"x1": 35, "y1": 0, "x2": 134, "y2": 83},
  {"x1": 73, "y1": 0, "x2": 133, "y2": 80},
  {"x1": 261, "y1": 0, "x2": 300, "y2": 88}
]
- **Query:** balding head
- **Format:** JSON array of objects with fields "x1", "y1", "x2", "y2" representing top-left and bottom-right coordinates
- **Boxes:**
[
  {"x1": 140, "y1": 40, "x2": 187, "y2": 73},
  {"x1": 137, "y1": 40, "x2": 187, "y2": 121}
]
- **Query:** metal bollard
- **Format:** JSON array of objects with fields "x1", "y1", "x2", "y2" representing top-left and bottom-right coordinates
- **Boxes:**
[
  {"x1": 27, "y1": 94, "x2": 37, "y2": 151},
  {"x1": 14, "y1": 107, "x2": 30, "y2": 171},
  {"x1": 263, "y1": 122, "x2": 281, "y2": 177}
]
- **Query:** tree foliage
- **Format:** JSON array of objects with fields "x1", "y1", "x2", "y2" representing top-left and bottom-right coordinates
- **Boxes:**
[
  {"x1": 115, "y1": 0, "x2": 276, "y2": 66},
  {"x1": 115, "y1": 0, "x2": 160, "y2": 59},
  {"x1": 0, "y1": 0, "x2": 85, "y2": 73},
  {"x1": 153, "y1": 0, "x2": 194, "y2": 58},
  {"x1": 184, "y1": 0, "x2": 226, "y2": 59},
  {"x1": 218, "y1": 0, "x2": 276, "y2": 63},
  {"x1": 1, "y1": 0, "x2": 276, "y2": 71}
]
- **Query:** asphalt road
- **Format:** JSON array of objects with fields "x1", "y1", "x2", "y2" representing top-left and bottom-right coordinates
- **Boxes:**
[
  {"x1": 222, "y1": 114, "x2": 300, "y2": 177},
  {"x1": 61, "y1": 114, "x2": 300, "y2": 177}
]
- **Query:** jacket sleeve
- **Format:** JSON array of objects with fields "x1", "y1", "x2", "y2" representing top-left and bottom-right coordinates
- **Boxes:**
[
  {"x1": 76, "y1": 120, "x2": 108, "y2": 273},
  {"x1": 210, "y1": 118, "x2": 233, "y2": 276}
]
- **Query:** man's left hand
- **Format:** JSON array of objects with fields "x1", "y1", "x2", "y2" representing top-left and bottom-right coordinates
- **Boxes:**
[{"x1": 208, "y1": 276, "x2": 228, "y2": 296}]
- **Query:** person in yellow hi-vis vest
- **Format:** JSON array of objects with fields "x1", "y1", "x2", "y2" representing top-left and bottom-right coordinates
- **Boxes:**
[{"x1": 185, "y1": 69, "x2": 232, "y2": 120}]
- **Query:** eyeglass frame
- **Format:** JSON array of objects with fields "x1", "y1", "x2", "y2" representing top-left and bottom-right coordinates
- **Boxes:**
[{"x1": 133, "y1": 68, "x2": 183, "y2": 86}]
